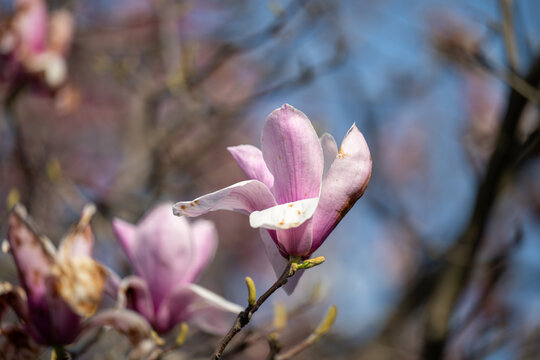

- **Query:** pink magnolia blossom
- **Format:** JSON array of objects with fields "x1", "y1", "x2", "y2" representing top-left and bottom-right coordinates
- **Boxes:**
[
  {"x1": 112, "y1": 203, "x2": 242, "y2": 334},
  {"x1": 0, "y1": 0, "x2": 73, "y2": 88},
  {"x1": 2, "y1": 204, "x2": 154, "y2": 349},
  {"x1": 173, "y1": 104, "x2": 372, "y2": 292}
]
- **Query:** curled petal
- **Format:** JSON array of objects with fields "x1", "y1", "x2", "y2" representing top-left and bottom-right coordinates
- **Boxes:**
[
  {"x1": 0, "y1": 324, "x2": 41, "y2": 360},
  {"x1": 173, "y1": 180, "x2": 276, "y2": 217},
  {"x1": 183, "y1": 219, "x2": 217, "y2": 283},
  {"x1": 249, "y1": 198, "x2": 319, "y2": 230},
  {"x1": 83, "y1": 309, "x2": 156, "y2": 358},
  {"x1": 311, "y1": 124, "x2": 372, "y2": 252},
  {"x1": 117, "y1": 276, "x2": 155, "y2": 327},
  {"x1": 157, "y1": 284, "x2": 242, "y2": 335},
  {"x1": 320, "y1": 133, "x2": 338, "y2": 178},
  {"x1": 261, "y1": 104, "x2": 324, "y2": 204},
  {"x1": 0, "y1": 282, "x2": 28, "y2": 323},
  {"x1": 228, "y1": 145, "x2": 274, "y2": 190}
]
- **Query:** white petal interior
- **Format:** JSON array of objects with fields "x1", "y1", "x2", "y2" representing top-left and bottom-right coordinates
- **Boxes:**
[{"x1": 249, "y1": 197, "x2": 319, "y2": 230}]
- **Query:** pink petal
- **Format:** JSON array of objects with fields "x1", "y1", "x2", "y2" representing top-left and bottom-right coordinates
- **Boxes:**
[
  {"x1": 227, "y1": 145, "x2": 274, "y2": 189},
  {"x1": 250, "y1": 198, "x2": 318, "y2": 257},
  {"x1": 112, "y1": 218, "x2": 137, "y2": 264},
  {"x1": 15, "y1": 0, "x2": 48, "y2": 54},
  {"x1": 58, "y1": 204, "x2": 96, "y2": 258},
  {"x1": 173, "y1": 180, "x2": 277, "y2": 217},
  {"x1": 118, "y1": 276, "x2": 155, "y2": 327},
  {"x1": 182, "y1": 219, "x2": 217, "y2": 284},
  {"x1": 156, "y1": 284, "x2": 242, "y2": 334},
  {"x1": 276, "y1": 219, "x2": 314, "y2": 257},
  {"x1": 259, "y1": 230, "x2": 303, "y2": 295},
  {"x1": 130, "y1": 204, "x2": 193, "y2": 309},
  {"x1": 311, "y1": 124, "x2": 372, "y2": 253},
  {"x1": 320, "y1": 133, "x2": 338, "y2": 178},
  {"x1": 261, "y1": 104, "x2": 324, "y2": 204},
  {"x1": 83, "y1": 309, "x2": 156, "y2": 357},
  {"x1": 6, "y1": 205, "x2": 55, "y2": 310}
]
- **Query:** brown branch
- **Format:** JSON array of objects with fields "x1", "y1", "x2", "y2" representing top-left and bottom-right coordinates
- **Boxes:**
[{"x1": 212, "y1": 258, "x2": 299, "y2": 360}]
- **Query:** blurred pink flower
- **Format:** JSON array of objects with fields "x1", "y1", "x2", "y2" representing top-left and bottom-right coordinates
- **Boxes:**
[
  {"x1": 174, "y1": 104, "x2": 372, "y2": 292},
  {"x1": 2, "y1": 204, "x2": 153, "y2": 349},
  {"x1": 112, "y1": 203, "x2": 242, "y2": 334},
  {"x1": 0, "y1": 0, "x2": 74, "y2": 89}
]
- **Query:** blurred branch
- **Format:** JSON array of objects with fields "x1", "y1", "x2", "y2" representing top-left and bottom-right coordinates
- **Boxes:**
[
  {"x1": 2, "y1": 86, "x2": 36, "y2": 209},
  {"x1": 474, "y1": 52, "x2": 540, "y2": 105},
  {"x1": 187, "y1": 0, "x2": 311, "y2": 88},
  {"x1": 499, "y1": 0, "x2": 520, "y2": 72},
  {"x1": 455, "y1": 227, "x2": 520, "y2": 335},
  {"x1": 421, "y1": 54, "x2": 540, "y2": 360},
  {"x1": 512, "y1": 113, "x2": 540, "y2": 167}
]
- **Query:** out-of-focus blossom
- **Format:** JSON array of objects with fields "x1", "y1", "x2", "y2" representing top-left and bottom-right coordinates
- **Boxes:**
[
  {"x1": 1, "y1": 204, "x2": 154, "y2": 352},
  {"x1": 428, "y1": 10, "x2": 482, "y2": 66},
  {"x1": 112, "y1": 203, "x2": 242, "y2": 334},
  {"x1": 462, "y1": 71, "x2": 502, "y2": 168},
  {"x1": 0, "y1": 0, "x2": 74, "y2": 89},
  {"x1": 174, "y1": 104, "x2": 372, "y2": 292}
]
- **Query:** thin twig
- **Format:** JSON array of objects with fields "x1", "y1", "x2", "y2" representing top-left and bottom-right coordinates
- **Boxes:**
[
  {"x1": 212, "y1": 258, "x2": 299, "y2": 360},
  {"x1": 499, "y1": 0, "x2": 520, "y2": 72}
]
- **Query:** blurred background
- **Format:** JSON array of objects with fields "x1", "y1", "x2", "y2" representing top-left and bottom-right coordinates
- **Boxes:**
[{"x1": 1, "y1": 0, "x2": 540, "y2": 359}]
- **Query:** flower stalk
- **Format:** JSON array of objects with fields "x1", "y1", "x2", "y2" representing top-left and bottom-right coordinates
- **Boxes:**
[{"x1": 212, "y1": 257, "x2": 300, "y2": 359}]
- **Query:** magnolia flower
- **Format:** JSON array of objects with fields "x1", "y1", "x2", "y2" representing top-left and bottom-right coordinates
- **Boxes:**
[
  {"x1": 173, "y1": 104, "x2": 372, "y2": 292},
  {"x1": 112, "y1": 203, "x2": 243, "y2": 334},
  {"x1": 1, "y1": 204, "x2": 154, "y2": 351},
  {"x1": 0, "y1": 0, "x2": 73, "y2": 88}
]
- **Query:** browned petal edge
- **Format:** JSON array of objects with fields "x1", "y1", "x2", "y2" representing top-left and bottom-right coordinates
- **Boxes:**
[
  {"x1": 52, "y1": 258, "x2": 107, "y2": 317},
  {"x1": 0, "y1": 282, "x2": 28, "y2": 322},
  {"x1": 0, "y1": 324, "x2": 41, "y2": 360},
  {"x1": 8, "y1": 204, "x2": 56, "y2": 262},
  {"x1": 58, "y1": 204, "x2": 96, "y2": 257}
]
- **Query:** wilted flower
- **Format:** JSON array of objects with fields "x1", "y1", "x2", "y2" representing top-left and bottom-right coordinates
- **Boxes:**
[
  {"x1": 112, "y1": 203, "x2": 243, "y2": 334},
  {"x1": 0, "y1": 0, "x2": 73, "y2": 89},
  {"x1": 1, "y1": 204, "x2": 154, "y2": 351},
  {"x1": 173, "y1": 104, "x2": 372, "y2": 292}
]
